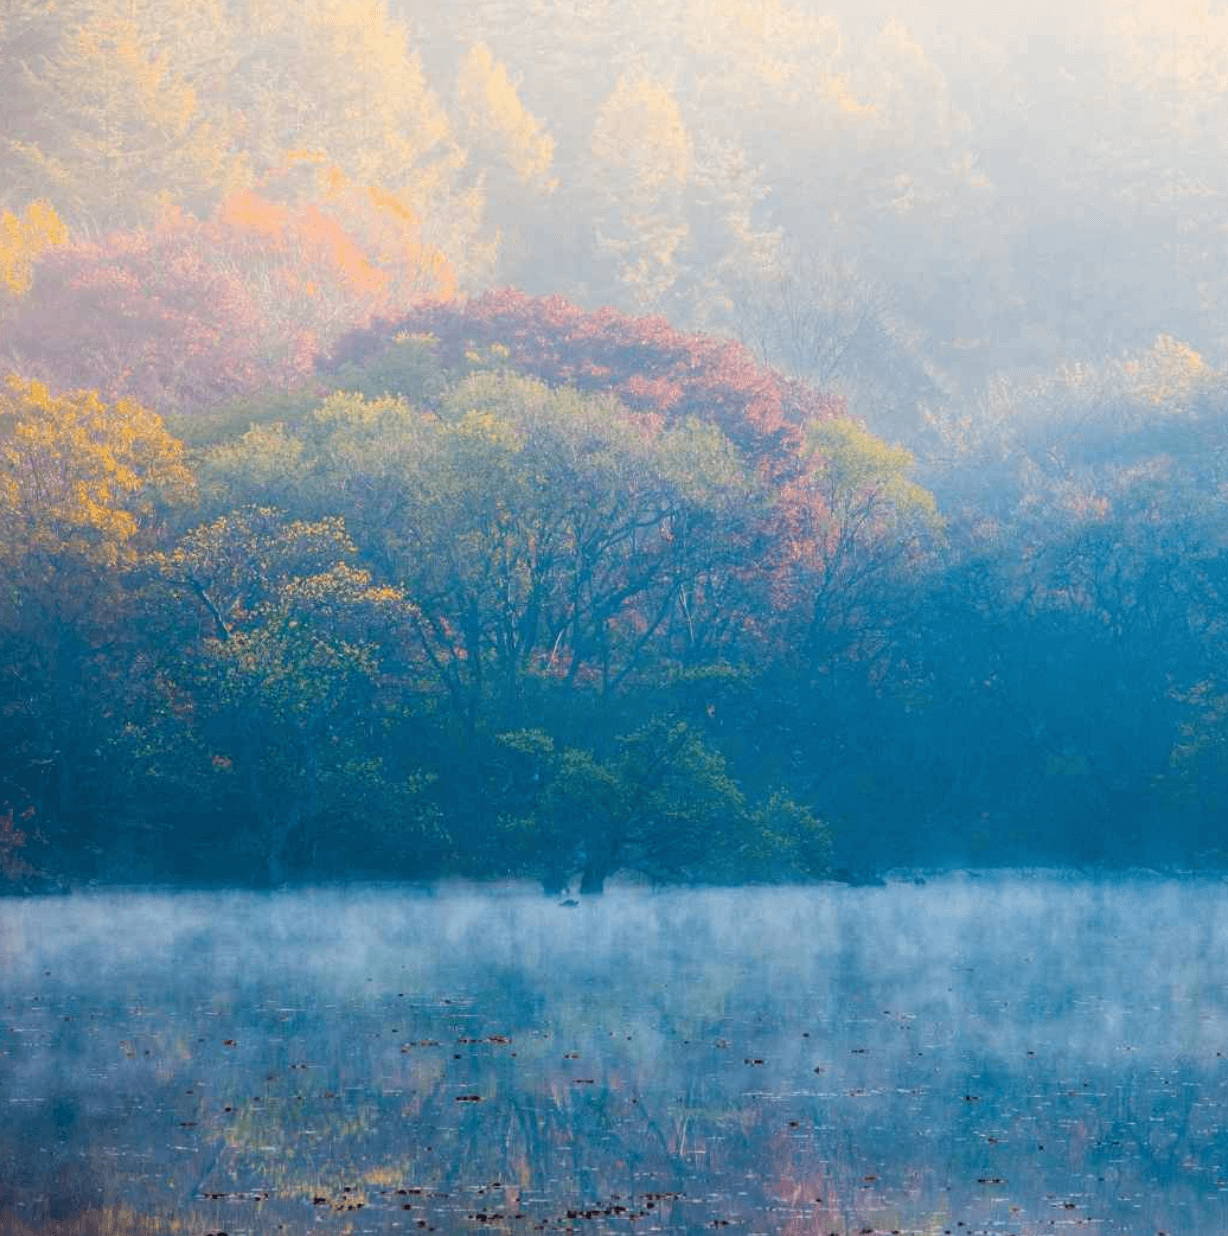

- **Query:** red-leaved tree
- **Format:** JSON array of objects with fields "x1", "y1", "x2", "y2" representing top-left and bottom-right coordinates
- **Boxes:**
[
  {"x1": 326, "y1": 289, "x2": 843, "y2": 467},
  {"x1": 1, "y1": 179, "x2": 455, "y2": 415}
]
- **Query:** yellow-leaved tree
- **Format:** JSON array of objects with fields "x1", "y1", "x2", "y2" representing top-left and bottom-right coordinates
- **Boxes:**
[
  {"x1": 0, "y1": 376, "x2": 193, "y2": 825},
  {"x1": 1125, "y1": 334, "x2": 1213, "y2": 408},
  {"x1": 589, "y1": 73, "x2": 692, "y2": 311},
  {"x1": 456, "y1": 42, "x2": 556, "y2": 192},
  {"x1": 684, "y1": 0, "x2": 851, "y2": 107},
  {"x1": 9, "y1": 6, "x2": 235, "y2": 229},
  {"x1": 453, "y1": 41, "x2": 557, "y2": 287},
  {"x1": 0, "y1": 376, "x2": 192, "y2": 577},
  {"x1": 232, "y1": 0, "x2": 492, "y2": 285},
  {"x1": 785, "y1": 416, "x2": 942, "y2": 667},
  {"x1": 0, "y1": 200, "x2": 67, "y2": 298}
]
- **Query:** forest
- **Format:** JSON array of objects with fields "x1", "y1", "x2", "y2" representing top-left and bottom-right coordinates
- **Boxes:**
[{"x1": 3, "y1": 0, "x2": 1228, "y2": 892}]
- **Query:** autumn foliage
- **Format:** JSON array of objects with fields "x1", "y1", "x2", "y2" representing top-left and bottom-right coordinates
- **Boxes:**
[
  {"x1": 0, "y1": 806, "x2": 38, "y2": 882},
  {"x1": 326, "y1": 294, "x2": 918, "y2": 671},
  {"x1": 0, "y1": 375, "x2": 191, "y2": 575},
  {"x1": 329, "y1": 289, "x2": 843, "y2": 463},
  {"x1": 2, "y1": 176, "x2": 455, "y2": 414},
  {"x1": 4, "y1": 0, "x2": 1228, "y2": 893},
  {"x1": 0, "y1": 200, "x2": 68, "y2": 299}
]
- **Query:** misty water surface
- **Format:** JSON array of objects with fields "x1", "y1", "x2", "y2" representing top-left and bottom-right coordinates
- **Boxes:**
[{"x1": 2, "y1": 875, "x2": 1227, "y2": 1234}]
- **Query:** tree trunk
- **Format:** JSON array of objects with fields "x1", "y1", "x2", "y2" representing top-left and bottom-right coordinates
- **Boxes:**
[{"x1": 579, "y1": 862, "x2": 607, "y2": 895}]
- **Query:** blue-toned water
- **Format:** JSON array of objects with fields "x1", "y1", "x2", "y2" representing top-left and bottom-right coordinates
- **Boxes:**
[{"x1": 2, "y1": 875, "x2": 1226, "y2": 1234}]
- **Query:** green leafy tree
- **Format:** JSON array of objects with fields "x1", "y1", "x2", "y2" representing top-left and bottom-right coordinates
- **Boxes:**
[
  {"x1": 497, "y1": 722, "x2": 830, "y2": 892},
  {"x1": 785, "y1": 416, "x2": 941, "y2": 666},
  {"x1": 205, "y1": 373, "x2": 762, "y2": 735},
  {"x1": 151, "y1": 508, "x2": 420, "y2": 884},
  {"x1": 499, "y1": 721, "x2": 741, "y2": 893}
]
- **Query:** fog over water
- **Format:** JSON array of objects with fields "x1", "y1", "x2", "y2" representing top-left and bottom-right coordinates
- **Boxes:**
[{"x1": 3, "y1": 875, "x2": 1227, "y2": 1234}]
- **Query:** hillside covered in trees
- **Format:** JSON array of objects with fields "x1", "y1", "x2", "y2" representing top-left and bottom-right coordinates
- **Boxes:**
[{"x1": 3, "y1": 0, "x2": 1228, "y2": 890}]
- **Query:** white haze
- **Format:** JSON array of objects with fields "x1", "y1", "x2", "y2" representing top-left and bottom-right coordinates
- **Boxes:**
[
  {"x1": 5, "y1": 876, "x2": 1225, "y2": 1234},
  {"x1": 5, "y1": 874, "x2": 1227, "y2": 1067}
]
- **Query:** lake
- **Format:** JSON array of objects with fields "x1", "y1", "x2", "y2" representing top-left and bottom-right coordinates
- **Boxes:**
[{"x1": 1, "y1": 875, "x2": 1226, "y2": 1235}]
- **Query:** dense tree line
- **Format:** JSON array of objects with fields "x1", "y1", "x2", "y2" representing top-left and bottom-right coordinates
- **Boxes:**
[
  {"x1": 2, "y1": 295, "x2": 1228, "y2": 891},
  {"x1": 0, "y1": 304, "x2": 861, "y2": 890}
]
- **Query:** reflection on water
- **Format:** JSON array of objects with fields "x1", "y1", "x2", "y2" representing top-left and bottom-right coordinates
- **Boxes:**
[{"x1": 1, "y1": 875, "x2": 1227, "y2": 1234}]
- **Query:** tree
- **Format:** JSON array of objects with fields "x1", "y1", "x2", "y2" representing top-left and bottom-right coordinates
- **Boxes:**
[
  {"x1": 204, "y1": 374, "x2": 762, "y2": 736},
  {"x1": 151, "y1": 507, "x2": 419, "y2": 884},
  {"x1": 587, "y1": 74, "x2": 692, "y2": 311},
  {"x1": 1, "y1": 225, "x2": 271, "y2": 412},
  {"x1": 672, "y1": 132, "x2": 782, "y2": 333},
  {"x1": 9, "y1": 7, "x2": 234, "y2": 229},
  {"x1": 496, "y1": 721, "x2": 829, "y2": 892},
  {"x1": 0, "y1": 199, "x2": 66, "y2": 299},
  {"x1": 495, "y1": 721, "x2": 738, "y2": 892},
  {"x1": 329, "y1": 289, "x2": 843, "y2": 464},
  {"x1": 229, "y1": 0, "x2": 491, "y2": 284},
  {"x1": 0, "y1": 375, "x2": 192, "y2": 834},
  {"x1": 0, "y1": 0, "x2": 93, "y2": 209},
  {"x1": 1, "y1": 180, "x2": 456, "y2": 415},
  {"x1": 453, "y1": 41, "x2": 558, "y2": 290},
  {"x1": 455, "y1": 42, "x2": 556, "y2": 193},
  {"x1": 226, "y1": 160, "x2": 459, "y2": 309},
  {"x1": 731, "y1": 243, "x2": 942, "y2": 442},
  {"x1": 783, "y1": 416, "x2": 941, "y2": 667}
]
